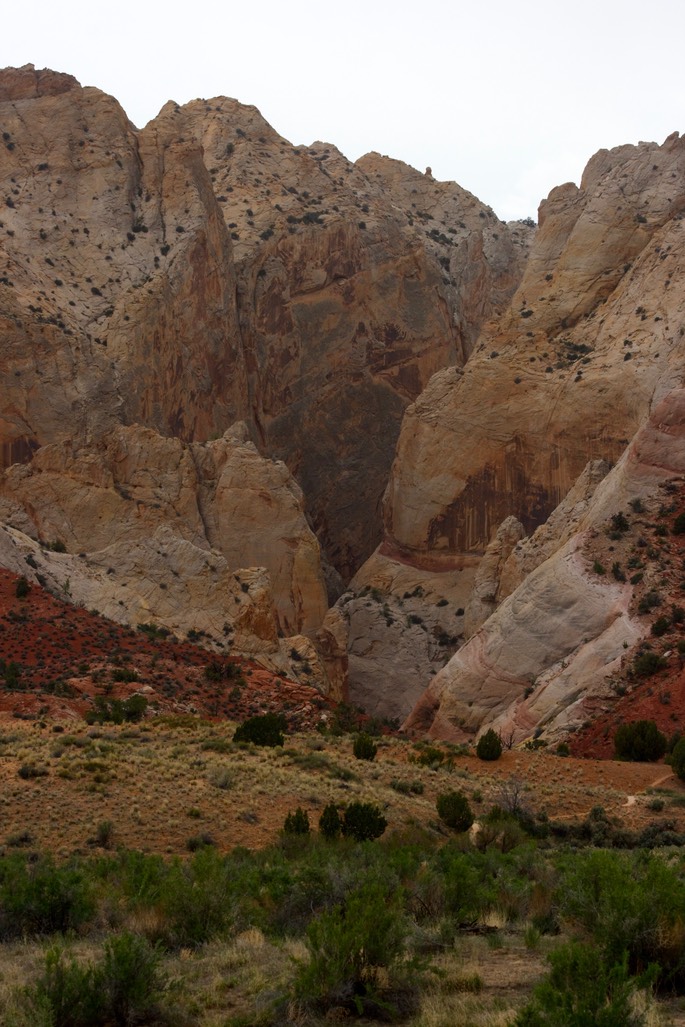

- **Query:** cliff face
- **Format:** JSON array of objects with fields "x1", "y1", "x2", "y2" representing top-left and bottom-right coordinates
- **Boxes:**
[
  {"x1": 342, "y1": 133, "x2": 685, "y2": 727},
  {"x1": 0, "y1": 66, "x2": 528, "y2": 582},
  {"x1": 405, "y1": 390, "x2": 685, "y2": 742},
  {"x1": 384, "y1": 132, "x2": 685, "y2": 557}
]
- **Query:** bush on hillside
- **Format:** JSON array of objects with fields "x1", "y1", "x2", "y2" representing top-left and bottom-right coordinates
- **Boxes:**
[
  {"x1": 476, "y1": 728, "x2": 502, "y2": 762},
  {"x1": 436, "y1": 791, "x2": 474, "y2": 833},
  {"x1": 283, "y1": 808, "x2": 310, "y2": 835},
  {"x1": 319, "y1": 803, "x2": 342, "y2": 840},
  {"x1": 341, "y1": 802, "x2": 387, "y2": 842},
  {"x1": 233, "y1": 712, "x2": 286, "y2": 747},
  {"x1": 353, "y1": 732, "x2": 377, "y2": 761},
  {"x1": 614, "y1": 720, "x2": 666, "y2": 762},
  {"x1": 671, "y1": 738, "x2": 685, "y2": 781},
  {"x1": 514, "y1": 941, "x2": 653, "y2": 1026}
]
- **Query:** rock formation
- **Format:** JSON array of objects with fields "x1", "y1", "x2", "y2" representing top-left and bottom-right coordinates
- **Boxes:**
[
  {"x1": 344, "y1": 132, "x2": 685, "y2": 729},
  {"x1": 0, "y1": 65, "x2": 528, "y2": 583},
  {"x1": 405, "y1": 390, "x2": 685, "y2": 742}
]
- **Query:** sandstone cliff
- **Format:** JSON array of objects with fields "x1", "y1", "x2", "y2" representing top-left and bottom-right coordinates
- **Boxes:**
[
  {"x1": 0, "y1": 65, "x2": 528, "y2": 583},
  {"x1": 342, "y1": 132, "x2": 685, "y2": 727},
  {"x1": 405, "y1": 390, "x2": 685, "y2": 742}
]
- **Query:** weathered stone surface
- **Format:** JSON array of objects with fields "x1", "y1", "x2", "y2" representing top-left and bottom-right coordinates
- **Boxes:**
[
  {"x1": 384, "y1": 133, "x2": 685, "y2": 558},
  {"x1": 463, "y1": 515, "x2": 525, "y2": 638},
  {"x1": 0, "y1": 423, "x2": 328, "y2": 638},
  {"x1": 0, "y1": 69, "x2": 528, "y2": 581},
  {"x1": 497, "y1": 461, "x2": 610, "y2": 601},
  {"x1": 319, "y1": 546, "x2": 478, "y2": 722},
  {"x1": 405, "y1": 390, "x2": 685, "y2": 742}
]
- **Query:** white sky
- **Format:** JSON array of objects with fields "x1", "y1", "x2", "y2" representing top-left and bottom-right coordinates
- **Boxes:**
[{"x1": 5, "y1": 0, "x2": 685, "y2": 221}]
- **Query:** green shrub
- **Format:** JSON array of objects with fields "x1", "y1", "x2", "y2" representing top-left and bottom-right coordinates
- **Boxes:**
[
  {"x1": 293, "y1": 881, "x2": 417, "y2": 1017},
  {"x1": 319, "y1": 804, "x2": 342, "y2": 840},
  {"x1": 476, "y1": 728, "x2": 502, "y2": 761},
  {"x1": 514, "y1": 941, "x2": 652, "y2": 1026},
  {"x1": 651, "y1": 615, "x2": 671, "y2": 637},
  {"x1": 632, "y1": 650, "x2": 666, "y2": 677},
  {"x1": 86, "y1": 695, "x2": 147, "y2": 725},
  {"x1": 671, "y1": 738, "x2": 685, "y2": 781},
  {"x1": 436, "y1": 791, "x2": 474, "y2": 833},
  {"x1": 557, "y1": 849, "x2": 685, "y2": 989},
  {"x1": 15, "y1": 575, "x2": 30, "y2": 598},
  {"x1": 98, "y1": 931, "x2": 165, "y2": 1025},
  {"x1": 24, "y1": 944, "x2": 100, "y2": 1027},
  {"x1": 673, "y1": 512, "x2": 685, "y2": 534},
  {"x1": 614, "y1": 720, "x2": 666, "y2": 762},
  {"x1": 20, "y1": 933, "x2": 165, "y2": 1027},
  {"x1": 233, "y1": 712, "x2": 286, "y2": 747},
  {"x1": 352, "y1": 732, "x2": 377, "y2": 761},
  {"x1": 284, "y1": 808, "x2": 310, "y2": 835},
  {"x1": 0, "y1": 855, "x2": 94, "y2": 940},
  {"x1": 341, "y1": 802, "x2": 387, "y2": 842}
]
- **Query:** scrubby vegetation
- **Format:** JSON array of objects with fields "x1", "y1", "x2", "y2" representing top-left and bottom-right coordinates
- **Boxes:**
[
  {"x1": 0, "y1": 713, "x2": 684, "y2": 1024},
  {"x1": 0, "y1": 824, "x2": 684, "y2": 1024}
]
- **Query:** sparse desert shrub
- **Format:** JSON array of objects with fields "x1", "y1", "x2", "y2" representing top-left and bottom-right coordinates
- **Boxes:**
[
  {"x1": 283, "y1": 807, "x2": 310, "y2": 835},
  {"x1": 18, "y1": 762, "x2": 48, "y2": 779},
  {"x1": 436, "y1": 791, "x2": 474, "y2": 833},
  {"x1": 674, "y1": 512, "x2": 685, "y2": 535},
  {"x1": 341, "y1": 802, "x2": 387, "y2": 842},
  {"x1": 614, "y1": 720, "x2": 666, "y2": 762},
  {"x1": 558, "y1": 849, "x2": 685, "y2": 990},
  {"x1": 632, "y1": 650, "x2": 666, "y2": 677},
  {"x1": 19, "y1": 932, "x2": 166, "y2": 1027},
  {"x1": 15, "y1": 575, "x2": 29, "y2": 598},
  {"x1": 651, "y1": 615, "x2": 671, "y2": 637},
  {"x1": 293, "y1": 880, "x2": 417, "y2": 1017},
  {"x1": 514, "y1": 941, "x2": 652, "y2": 1026},
  {"x1": 86, "y1": 694, "x2": 147, "y2": 725},
  {"x1": 233, "y1": 712, "x2": 286, "y2": 747},
  {"x1": 352, "y1": 732, "x2": 377, "y2": 761},
  {"x1": 476, "y1": 728, "x2": 502, "y2": 761},
  {"x1": 319, "y1": 803, "x2": 342, "y2": 840},
  {"x1": 0, "y1": 854, "x2": 94, "y2": 939},
  {"x1": 97, "y1": 931, "x2": 166, "y2": 1026},
  {"x1": 95, "y1": 820, "x2": 114, "y2": 849},
  {"x1": 671, "y1": 738, "x2": 685, "y2": 781}
]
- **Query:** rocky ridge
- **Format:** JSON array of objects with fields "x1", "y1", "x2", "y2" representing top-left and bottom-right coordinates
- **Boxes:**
[{"x1": 0, "y1": 65, "x2": 528, "y2": 583}]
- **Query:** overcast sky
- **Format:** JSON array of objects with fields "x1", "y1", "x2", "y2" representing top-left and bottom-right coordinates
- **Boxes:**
[{"x1": 5, "y1": 0, "x2": 684, "y2": 221}]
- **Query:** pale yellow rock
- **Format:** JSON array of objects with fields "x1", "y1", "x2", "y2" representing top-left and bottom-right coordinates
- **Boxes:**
[
  {"x1": 405, "y1": 389, "x2": 685, "y2": 742},
  {"x1": 385, "y1": 134, "x2": 685, "y2": 558},
  {"x1": 0, "y1": 423, "x2": 328, "y2": 638},
  {"x1": 463, "y1": 516, "x2": 525, "y2": 638}
]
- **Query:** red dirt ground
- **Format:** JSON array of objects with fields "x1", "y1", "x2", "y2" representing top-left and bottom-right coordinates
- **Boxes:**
[{"x1": 0, "y1": 569, "x2": 332, "y2": 730}]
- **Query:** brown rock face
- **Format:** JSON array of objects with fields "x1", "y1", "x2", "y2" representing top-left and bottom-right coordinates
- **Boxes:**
[
  {"x1": 384, "y1": 133, "x2": 685, "y2": 558},
  {"x1": 0, "y1": 72, "x2": 528, "y2": 582},
  {"x1": 0, "y1": 65, "x2": 79, "y2": 101}
]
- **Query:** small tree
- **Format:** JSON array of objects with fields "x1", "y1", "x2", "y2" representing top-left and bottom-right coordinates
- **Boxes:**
[
  {"x1": 436, "y1": 790, "x2": 474, "y2": 833},
  {"x1": 614, "y1": 720, "x2": 666, "y2": 762},
  {"x1": 673, "y1": 512, "x2": 685, "y2": 535},
  {"x1": 476, "y1": 728, "x2": 502, "y2": 762},
  {"x1": 283, "y1": 807, "x2": 310, "y2": 835},
  {"x1": 319, "y1": 803, "x2": 342, "y2": 840},
  {"x1": 341, "y1": 802, "x2": 387, "y2": 842},
  {"x1": 671, "y1": 738, "x2": 685, "y2": 780},
  {"x1": 353, "y1": 733, "x2": 377, "y2": 761},
  {"x1": 233, "y1": 712, "x2": 286, "y2": 747},
  {"x1": 15, "y1": 576, "x2": 30, "y2": 599}
]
